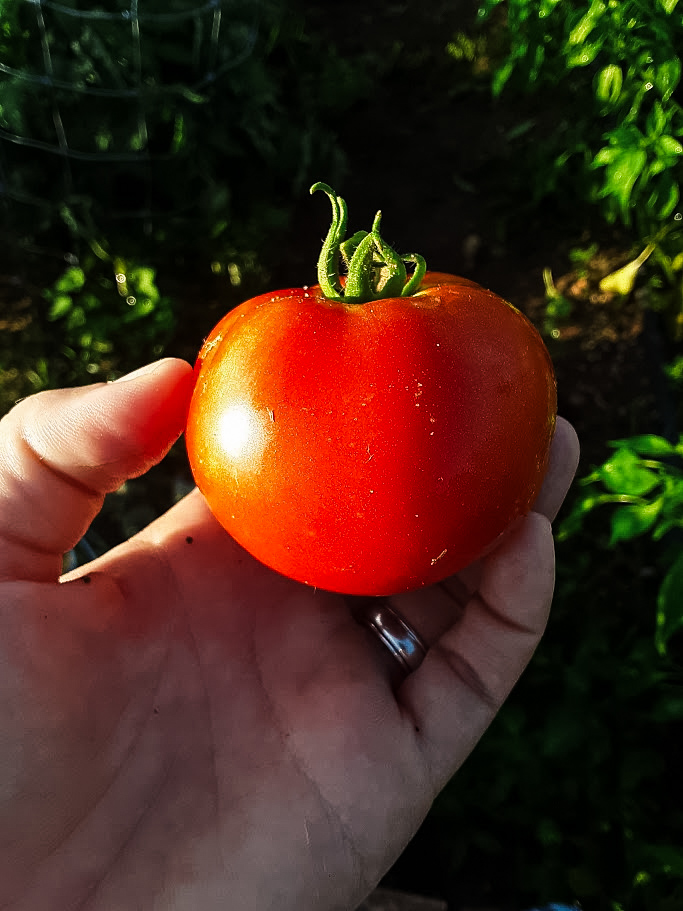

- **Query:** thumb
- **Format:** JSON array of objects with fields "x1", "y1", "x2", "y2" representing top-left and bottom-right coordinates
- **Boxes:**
[{"x1": 0, "y1": 358, "x2": 195, "y2": 582}]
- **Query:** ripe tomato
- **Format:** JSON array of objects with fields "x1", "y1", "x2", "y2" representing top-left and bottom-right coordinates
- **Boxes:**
[{"x1": 186, "y1": 185, "x2": 556, "y2": 596}]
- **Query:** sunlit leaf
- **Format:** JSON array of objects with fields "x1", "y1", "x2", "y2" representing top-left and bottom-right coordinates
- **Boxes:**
[
  {"x1": 602, "y1": 147, "x2": 647, "y2": 221},
  {"x1": 593, "y1": 145, "x2": 619, "y2": 167},
  {"x1": 566, "y1": 39, "x2": 604, "y2": 68},
  {"x1": 646, "y1": 101, "x2": 668, "y2": 139},
  {"x1": 610, "y1": 435, "x2": 677, "y2": 456},
  {"x1": 48, "y1": 294, "x2": 73, "y2": 321},
  {"x1": 129, "y1": 267, "x2": 160, "y2": 302},
  {"x1": 647, "y1": 157, "x2": 668, "y2": 180},
  {"x1": 597, "y1": 447, "x2": 661, "y2": 496},
  {"x1": 648, "y1": 174, "x2": 680, "y2": 220},
  {"x1": 539, "y1": 0, "x2": 563, "y2": 16},
  {"x1": 54, "y1": 266, "x2": 86, "y2": 294},
  {"x1": 567, "y1": 0, "x2": 607, "y2": 45},
  {"x1": 492, "y1": 59, "x2": 516, "y2": 96},
  {"x1": 655, "y1": 57, "x2": 682, "y2": 101},
  {"x1": 595, "y1": 64, "x2": 623, "y2": 105},
  {"x1": 609, "y1": 500, "x2": 662, "y2": 544},
  {"x1": 657, "y1": 135, "x2": 683, "y2": 157},
  {"x1": 599, "y1": 244, "x2": 655, "y2": 294}
]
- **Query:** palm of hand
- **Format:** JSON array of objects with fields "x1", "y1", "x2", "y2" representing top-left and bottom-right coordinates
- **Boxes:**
[{"x1": 0, "y1": 360, "x2": 578, "y2": 911}]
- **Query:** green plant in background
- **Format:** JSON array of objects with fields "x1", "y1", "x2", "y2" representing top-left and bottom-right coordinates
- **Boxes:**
[
  {"x1": 0, "y1": 0, "x2": 368, "y2": 262},
  {"x1": 459, "y1": 8, "x2": 683, "y2": 907},
  {"x1": 481, "y1": 0, "x2": 683, "y2": 671},
  {"x1": 40, "y1": 253, "x2": 176, "y2": 388},
  {"x1": 470, "y1": 0, "x2": 683, "y2": 346},
  {"x1": 478, "y1": 0, "x2": 683, "y2": 251},
  {"x1": 559, "y1": 435, "x2": 683, "y2": 657},
  {"x1": 0, "y1": 252, "x2": 182, "y2": 553}
]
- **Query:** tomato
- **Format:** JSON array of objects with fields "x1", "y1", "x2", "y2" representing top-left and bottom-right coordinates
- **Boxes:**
[{"x1": 186, "y1": 185, "x2": 556, "y2": 596}]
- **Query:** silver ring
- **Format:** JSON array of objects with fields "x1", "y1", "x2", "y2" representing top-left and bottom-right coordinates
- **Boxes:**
[{"x1": 354, "y1": 600, "x2": 428, "y2": 676}]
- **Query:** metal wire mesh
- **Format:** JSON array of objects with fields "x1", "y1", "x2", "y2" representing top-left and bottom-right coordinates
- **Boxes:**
[{"x1": 0, "y1": 0, "x2": 260, "y2": 236}]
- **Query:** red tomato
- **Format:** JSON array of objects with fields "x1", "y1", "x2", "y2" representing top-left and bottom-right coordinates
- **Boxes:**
[{"x1": 186, "y1": 267, "x2": 557, "y2": 596}]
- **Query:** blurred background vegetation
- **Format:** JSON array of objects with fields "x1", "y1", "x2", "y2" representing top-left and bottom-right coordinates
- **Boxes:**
[{"x1": 2, "y1": 0, "x2": 683, "y2": 908}]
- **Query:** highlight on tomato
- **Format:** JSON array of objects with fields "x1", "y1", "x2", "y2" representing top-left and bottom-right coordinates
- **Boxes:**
[{"x1": 185, "y1": 183, "x2": 557, "y2": 596}]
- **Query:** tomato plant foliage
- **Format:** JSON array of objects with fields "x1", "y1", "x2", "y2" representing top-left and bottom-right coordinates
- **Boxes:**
[
  {"x1": 186, "y1": 185, "x2": 557, "y2": 595},
  {"x1": 559, "y1": 433, "x2": 683, "y2": 655}
]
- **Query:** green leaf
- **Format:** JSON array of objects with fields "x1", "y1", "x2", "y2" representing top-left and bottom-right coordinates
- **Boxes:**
[
  {"x1": 609, "y1": 500, "x2": 662, "y2": 544},
  {"x1": 658, "y1": 0, "x2": 680, "y2": 15},
  {"x1": 656, "y1": 554, "x2": 683, "y2": 654},
  {"x1": 478, "y1": 0, "x2": 505, "y2": 17},
  {"x1": 566, "y1": 39, "x2": 604, "y2": 68},
  {"x1": 129, "y1": 267, "x2": 160, "y2": 302},
  {"x1": 652, "y1": 516, "x2": 683, "y2": 540},
  {"x1": 592, "y1": 146, "x2": 619, "y2": 168},
  {"x1": 597, "y1": 447, "x2": 661, "y2": 496},
  {"x1": 611, "y1": 435, "x2": 677, "y2": 456},
  {"x1": 177, "y1": 87, "x2": 207, "y2": 105},
  {"x1": 492, "y1": 59, "x2": 516, "y2": 97},
  {"x1": 655, "y1": 58, "x2": 681, "y2": 101},
  {"x1": 54, "y1": 266, "x2": 86, "y2": 294},
  {"x1": 567, "y1": 0, "x2": 607, "y2": 46},
  {"x1": 646, "y1": 101, "x2": 668, "y2": 139},
  {"x1": 649, "y1": 156, "x2": 670, "y2": 179},
  {"x1": 648, "y1": 173, "x2": 680, "y2": 219},
  {"x1": 595, "y1": 64, "x2": 623, "y2": 105},
  {"x1": 123, "y1": 299, "x2": 156, "y2": 321},
  {"x1": 599, "y1": 244, "x2": 655, "y2": 295},
  {"x1": 556, "y1": 494, "x2": 600, "y2": 539},
  {"x1": 539, "y1": 0, "x2": 563, "y2": 16},
  {"x1": 66, "y1": 305, "x2": 86, "y2": 330},
  {"x1": 601, "y1": 147, "x2": 647, "y2": 220},
  {"x1": 660, "y1": 470, "x2": 683, "y2": 497},
  {"x1": 529, "y1": 42, "x2": 546, "y2": 82},
  {"x1": 657, "y1": 135, "x2": 683, "y2": 157},
  {"x1": 48, "y1": 294, "x2": 73, "y2": 320}
]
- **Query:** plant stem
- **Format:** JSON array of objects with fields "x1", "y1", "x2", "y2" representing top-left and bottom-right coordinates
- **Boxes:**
[{"x1": 310, "y1": 182, "x2": 426, "y2": 304}]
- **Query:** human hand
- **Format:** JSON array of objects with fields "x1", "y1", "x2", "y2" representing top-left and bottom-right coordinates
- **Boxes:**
[{"x1": 0, "y1": 358, "x2": 579, "y2": 911}]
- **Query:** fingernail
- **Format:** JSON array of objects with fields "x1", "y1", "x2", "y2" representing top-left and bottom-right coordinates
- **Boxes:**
[{"x1": 112, "y1": 359, "x2": 167, "y2": 383}]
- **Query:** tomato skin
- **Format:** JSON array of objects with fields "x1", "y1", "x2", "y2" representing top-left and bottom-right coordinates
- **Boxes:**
[{"x1": 186, "y1": 272, "x2": 557, "y2": 596}]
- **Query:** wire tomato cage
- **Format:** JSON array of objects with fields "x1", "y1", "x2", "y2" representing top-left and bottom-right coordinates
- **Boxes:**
[{"x1": 0, "y1": 0, "x2": 260, "y2": 246}]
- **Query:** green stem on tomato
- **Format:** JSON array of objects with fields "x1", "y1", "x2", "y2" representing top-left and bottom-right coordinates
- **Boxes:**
[{"x1": 310, "y1": 182, "x2": 426, "y2": 304}]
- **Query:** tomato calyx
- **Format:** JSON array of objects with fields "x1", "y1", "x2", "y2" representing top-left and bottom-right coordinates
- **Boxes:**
[{"x1": 310, "y1": 182, "x2": 427, "y2": 305}]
